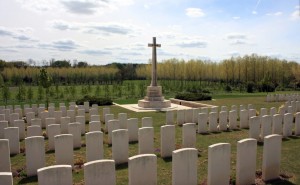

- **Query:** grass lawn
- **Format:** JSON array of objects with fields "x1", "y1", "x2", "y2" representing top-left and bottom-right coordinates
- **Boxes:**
[{"x1": 10, "y1": 95, "x2": 300, "y2": 185}]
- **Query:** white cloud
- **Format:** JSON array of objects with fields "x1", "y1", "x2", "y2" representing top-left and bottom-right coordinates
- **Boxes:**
[
  {"x1": 185, "y1": 8, "x2": 205, "y2": 17},
  {"x1": 252, "y1": 11, "x2": 257, "y2": 15},
  {"x1": 61, "y1": 0, "x2": 108, "y2": 14},
  {"x1": 226, "y1": 33, "x2": 247, "y2": 40},
  {"x1": 232, "y1": 16, "x2": 240, "y2": 20},
  {"x1": 176, "y1": 40, "x2": 207, "y2": 48},
  {"x1": 0, "y1": 26, "x2": 37, "y2": 42},
  {"x1": 38, "y1": 39, "x2": 80, "y2": 51},
  {"x1": 291, "y1": 6, "x2": 300, "y2": 20},
  {"x1": 16, "y1": 0, "x2": 57, "y2": 13},
  {"x1": 79, "y1": 49, "x2": 111, "y2": 55},
  {"x1": 266, "y1": 12, "x2": 283, "y2": 16},
  {"x1": 50, "y1": 20, "x2": 79, "y2": 30}
]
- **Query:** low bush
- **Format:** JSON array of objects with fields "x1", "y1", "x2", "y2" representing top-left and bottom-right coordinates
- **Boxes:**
[
  {"x1": 76, "y1": 95, "x2": 113, "y2": 106},
  {"x1": 175, "y1": 92, "x2": 212, "y2": 101}
]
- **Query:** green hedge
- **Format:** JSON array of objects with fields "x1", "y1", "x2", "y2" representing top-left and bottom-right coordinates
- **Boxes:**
[
  {"x1": 175, "y1": 92, "x2": 212, "y2": 101},
  {"x1": 76, "y1": 95, "x2": 113, "y2": 106}
]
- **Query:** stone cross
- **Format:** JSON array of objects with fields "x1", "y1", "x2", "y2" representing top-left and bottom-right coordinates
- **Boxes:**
[{"x1": 148, "y1": 37, "x2": 161, "y2": 86}]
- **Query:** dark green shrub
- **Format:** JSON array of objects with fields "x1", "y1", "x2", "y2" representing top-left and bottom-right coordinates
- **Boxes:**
[
  {"x1": 76, "y1": 95, "x2": 112, "y2": 106},
  {"x1": 247, "y1": 82, "x2": 255, "y2": 93},
  {"x1": 224, "y1": 85, "x2": 232, "y2": 92},
  {"x1": 175, "y1": 92, "x2": 212, "y2": 101}
]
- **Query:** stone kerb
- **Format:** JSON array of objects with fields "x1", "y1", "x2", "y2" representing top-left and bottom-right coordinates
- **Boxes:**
[
  {"x1": 182, "y1": 123, "x2": 196, "y2": 148},
  {"x1": 139, "y1": 127, "x2": 154, "y2": 154},
  {"x1": 160, "y1": 125, "x2": 175, "y2": 158},
  {"x1": 25, "y1": 136, "x2": 45, "y2": 176},
  {"x1": 84, "y1": 160, "x2": 116, "y2": 185},
  {"x1": 0, "y1": 139, "x2": 11, "y2": 172},
  {"x1": 262, "y1": 134, "x2": 282, "y2": 181},
  {"x1": 172, "y1": 148, "x2": 197, "y2": 185},
  {"x1": 236, "y1": 138, "x2": 257, "y2": 185},
  {"x1": 208, "y1": 143, "x2": 231, "y2": 185},
  {"x1": 85, "y1": 131, "x2": 103, "y2": 162},
  {"x1": 112, "y1": 129, "x2": 128, "y2": 164},
  {"x1": 37, "y1": 165, "x2": 73, "y2": 185},
  {"x1": 54, "y1": 134, "x2": 73, "y2": 166},
  {"x1": 129, "y1": 154, "x2": 157, "y2": 185},
  {"x1": 142, "y1": 117, "x2": 153, "y2": 127}
]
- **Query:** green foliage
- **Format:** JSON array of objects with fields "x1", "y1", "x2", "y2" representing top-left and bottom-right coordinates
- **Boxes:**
[
  {"x1": 37, "y1": 86, "x2": 44, "y2": 100},
  {"x1": 224, "y1": 85, "x2": 232, "y2": 92},
  {"x1": 247, "y1": 82, "x2": 255, "y2": 93},
  {"x1": 16, "y1": 84, "x2": 26, "y2": 102},
  {"x1": 27, "y1": 86, "x2": 33, "y2": 102},
  {"x1": 76, "y1": 95, "x2": 112, "y2": 106},
  {"x1": 50, "y1": 60, "x2": 71, "y2": 68},
  {"x1": 2, "y1": 83, "x2": 10, "y2": 105},
  {"x1": 175, "y1": 92, "x2": 212, "y2": 101}
]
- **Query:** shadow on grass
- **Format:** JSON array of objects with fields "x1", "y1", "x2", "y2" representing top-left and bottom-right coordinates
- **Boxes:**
[
  {"x1": 289, "y1": 136, "x2": 300, "y2": 139},
  {"x1": 116, "y1": 163, "x2": 128, "y2": 170},
  {"x1": 282, "y1": 138, "x2": 290, "y2": 142},
  {"x1": 265, "y1": 179, "x2": 296, "y2": 185},
  {"x1": 46, "y1": 150, "x2": 54, "y2": 154},
  {"x1": 19, "y1": 176, "x2": 37, "y2": 184},
  {"x1": 129, "y1": 141, "x2": 138, "y2": 144},
  {"x1": 162, "y1": 157, "x2": 172, "y2": 163},
  {"x1": 199, "y1": 132, "x2": 211, "y2": 135}
]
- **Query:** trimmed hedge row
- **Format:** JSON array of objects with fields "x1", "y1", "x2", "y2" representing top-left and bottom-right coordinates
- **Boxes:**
[
  {"x1": 76, "y1": 95, "x2": 113, "y2": 106},
  {"x1": 175, "y1": 92, "x2": 212, "y2": 101}
]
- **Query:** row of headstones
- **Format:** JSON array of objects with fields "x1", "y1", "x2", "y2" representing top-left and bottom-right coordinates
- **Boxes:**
[
  {"x1": 249, "y1": 113, "x2": 300, "y2": 140},
  {"x1": 0, "y1": 134, "x2": 282, "y2": 185},
  {"x1": 266, "y1": 94, "x2": 300, "y2": 102},
  {"x1": 0, "y1": 114, "x2": 157, "y2": 156}
]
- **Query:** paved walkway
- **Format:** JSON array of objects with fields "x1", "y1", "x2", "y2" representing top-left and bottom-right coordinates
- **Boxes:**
[{"x1": 114, "y1": 103, "x2": 192, "y2": 112}]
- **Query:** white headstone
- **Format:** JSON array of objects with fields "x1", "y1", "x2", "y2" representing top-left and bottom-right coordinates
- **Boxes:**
[
  {"x1": 67, "y1": 110, "x2": 75, "y2": 122},
  {"x1": 142, "y1": 117, "x2": 153, "y2": 127},
  {"x1": 89, "y1": 121, "x2": 101, "y2": 132},
  {"x1": 104, "y1": 114, "x2": 114, "y2": 132},
  {"x1": 219, "y1": 111, "x2": 227, "y2": 131},
  {"x1": 239, "y1": 110, "x2": 249, "y2": 129},
  {"x1": 108, "y1": 120, "x2": 120, "y2": 145},
  {"x1": 160, "y1": 125, "x2": 175, "y2": 158},
  {"x1": 85, "y1": 131, "x2": 103, "y2": 162},
  {"x1": 112, "y1": 129, "x2": 128, "y2": 164},
  {"x1": 197, "y1": 113, "x2": 208, "y2": 134},
  {"x1": 48, "y1": 107, "x2": 55, "y2": 118},
  {"x1": 176, "y1": 109, "x2": 184, "y2": 126},
  {"x1": 209, "y1": 112, "x2": 218, "y2": 132},
  {"x1": 47, "y1": 124, "x2": 61, "y2": 151},
  {"x1": 0, "y1": 172, "x2": 13, "y2": 185},
  {"x1": 0, "y1": 121, "x2": 8, "y2": 139},
  {"x1": 184, "y1": 109, "x2": 193, "y2": 123},
  {"x1": 90, "y1": 115, "x2": 100, "y2": 122},
  {"x1": 208, "y1": 143, "x2": 231, "y2": 185},
  {"x1": 192, "y1": 108, "x2": 200, "y2": 123},
  {"x1": 27, "y1": 125, "x2": 42, "y2": 137},
  {"x1": 262, "y1": 134, "x2": 282, "y2": 181},
  {"x1": 37, "y1": 165, "x2": 72, "y2": 185},
  {"x1": 68, "y1": 123, "x2": 81, "y2": 149},
  {"x1": 31, "y1": 118, "x2": 42, "y2": 127},
  {"x1": 12, "y1": 120, "x2": 25, "y2": 140},
  {"x1": 128, "y1": 154, "x2": 157, "y2": 185},
  {"x1": 228, "y1": 110, "x2": 237, "y2": 130},
  {"x1": 236, "y1": 138, "x2": 257, "y2": 185},
  {"x1": 25, "y1": 136, "x2": 45, "y2": 176},
  {"x1": 9, "y1": 113, "x2": 19, "y2": 127},
  {"x1": 0, "y1": 139, "x2": 11, "y2": 172},
  {"x1": 283, "y1": 113, "x2": 293, "y2": 137},
  {"x1": 25, "y1": 112, "x2": 35, "y2": 126},
  {"x1": 166, "y1": 110, "x2": 174, "y2": 125},
  {"x1": 40, "y1": 111, "x2": 49, "y2": 128},
  {"x1": 172, "y1": 148, "x2": 197, "y2": 185},
  {"x1": 59, "y1": 106, "x2": 67, "y2": 117},
  {"x1": 118, "y1": 113, "x2": 127, "y2": 129},
  {"x1": 295, "y1": 112, "x2": 300, "y2": 136},
  {"x1": 139, "y1": 127, "x2": 154, "y2": 154},
  {"x1": 4, "y1": 127, "x2": 19, "y2": 154},
  {"x1": 75, "y1": 116, "x2": 86, "y2": 135},
  {"x1": 249, "y1": 116, "x2": 260, "y2": 140},
  {"x1": 182, "y1": 123, "x2": 196, "y2": 148},
  {"x1": 248, "y1": 109, "x2": 256, "y2": 119},
  {"x1": 84, "y1": 102, "x2": 89, "y2": 113},
  {"x1": 270, "y1": 107, "x2": 277, "y2": 116},
  {"x1": 102, "y1": 107, "x2": 110, "y2": 122},
  {"x1": 127, "y1": 118, "x2": 138, "y2": 142},
  {"x1": 55, "y1": 134, "x2": 73, "y2": 166},
  {"x1": 77, "y1": 109, "x2": 85, "y2": 117},
  {"x1": 261, "y1": 115, "x2": 272, "y2": 140},
  {"x1": 0, "y1": 114, "x2": 5, "y2": 121},
  {"x1": 60, "y1": 117, "x2": 70, "y2": 134},
  {"x1": 272, "y1": 114, "x2": 283, "y2": 135},
  {"x1": 45, "y1": 118, "x2": 56, "y2": 133},
  {"x1": 84, "y1": 160, "x2": 116, "y2": 185}
]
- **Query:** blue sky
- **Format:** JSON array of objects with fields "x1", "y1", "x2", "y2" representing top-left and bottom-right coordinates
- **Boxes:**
[{"x1": 0, "y1": 0, "x2": 299, "y2": 65}]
